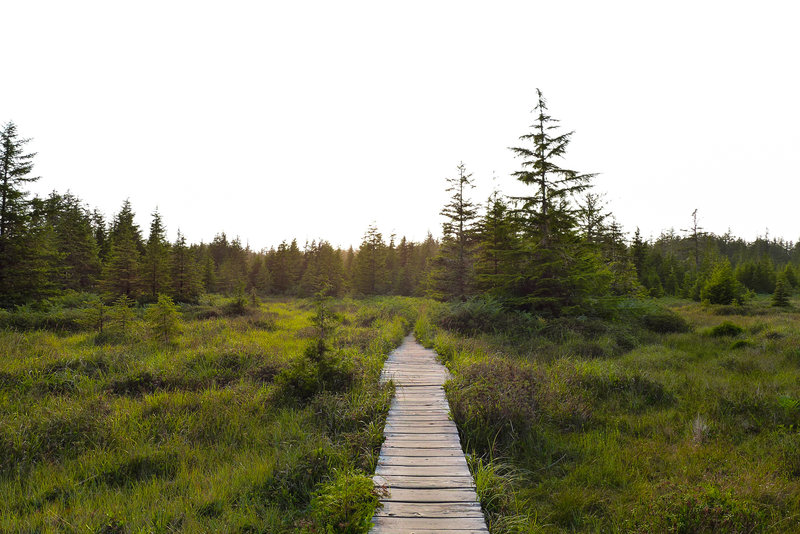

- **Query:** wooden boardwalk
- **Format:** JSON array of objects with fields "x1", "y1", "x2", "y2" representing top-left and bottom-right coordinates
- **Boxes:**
[{"x1": 370, "y1": 335, "x2": 488, "y2": 534}]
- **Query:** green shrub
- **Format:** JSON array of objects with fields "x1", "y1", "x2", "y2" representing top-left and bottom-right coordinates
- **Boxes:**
[
  {"x1": 640, "y1": 486, "x2": 766, "y2": 533},
  {"x1": 641, "y1": 311, "x2": 689, "y2": 333},
  {"x1": 729, "y1": 339, "x2": 752, "y2": 350},
  {"x1": 446, "y1": 359, "x2": 543, "y2": 455},
  {"x1": 701, "y1": 261, "x2": 746, "y2": 305},
  {"x1": 251, "y1": 448, "x2": 336, "y2": 508},
  {"x1": 307, "y1": 469, "x2": 382, "y2": 533},
  {"x1": 709, "y1": 321, "x2": 744, "y2": 337},
  {"x1": 439, "y1": 296, "x2": 542, "y2": 335},
  {"x1": 276, "y1": 345, "x2": 357, "y2": 402},
  {"x1": 145, "y1": 295, "x2": 182, "y2": 344}
]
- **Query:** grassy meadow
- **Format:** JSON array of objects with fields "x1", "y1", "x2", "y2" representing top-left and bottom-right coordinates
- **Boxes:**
[
  {"x1": 0, "y1": 295, "x2": 423, "y2": 532},
  {"x1": 417, "y1": 295, "x2": 800, "y2": 533}
]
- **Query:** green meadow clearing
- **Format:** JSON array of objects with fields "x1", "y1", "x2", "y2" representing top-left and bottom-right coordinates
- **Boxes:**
[
  {"x1": 2, "y1": 295, "x2": 799, "y2": 533},
  {"x1": 419, "y1": 295, "x2": 800, "y2": 533},
  {"x1": 0, "y1": 296, "x2": 420, "y2": 532}
]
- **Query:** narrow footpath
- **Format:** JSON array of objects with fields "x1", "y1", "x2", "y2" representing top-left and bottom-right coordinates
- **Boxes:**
[{"x1": 370, "y1": 335, "x2": 488, "y2": 534}]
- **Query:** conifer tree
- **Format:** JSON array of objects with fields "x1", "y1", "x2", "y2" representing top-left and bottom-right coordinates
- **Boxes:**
[
  {"x1": 101, "y1": 215, "x2": 141, "y2": 299},
  {"x1": 772, "y1": 273, "x2": 791, "y2": 307},
  {"x1": 246, "y1": 254, "x2": 272, "y2": 295},
  {"x1": 353, "y1": 224, "x2": 388, "y2": 295},
  {"x1": 44, "y1": 192, "x2": 101, "y2": 290},
  {"x1": 0, "y1": 122, "x2": 40, "y2": 305},
  {"x1": 170, "y1": 230, "x2": 202, "y2": 302},
  {"x1": 474, "y1": 191, "x2": 521, "y2": 296},
  {"x1": 510, "y1": 89, "x2": 594, "y2": 243},
  {"x1": 141, "y1": 209, "x2": 171, "y2": 301},
  {"x1": 146, "y1": 294, "x2": 181, "y2": 344},
  {"x1": 109, "y1": 294, "x2": 136, "y2": 337},
  {"x1": 507, "y1": 90, "x2": 607, "y2": 314},
  {"x1": 300, "y1": 241, "x2": 345, "y2": 296},
  {"x1": 428, "y1": 163, "x2": 479, "y2": 300}
]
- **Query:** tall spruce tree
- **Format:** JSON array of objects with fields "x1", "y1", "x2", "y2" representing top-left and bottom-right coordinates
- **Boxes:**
[
  {"x1": 101, "y1": 201, "x2": 143, "y2": 299},
  {"x1": 474, "y1": 191, "x2": 521, "y2": 296},
  {"x1": 170, "y1": 230, "x2": 202, "y2": 302},
  {"x1": 44, "y1": 192, "x2": 101, "y2": 290},
  {"x1": 142, "y1": 209, "x2": 171, "y2": 301},
  {"x1": 353, "y1": 224, "x2": 388, "y2": 295},
  {"x1": 507, "y1": 90, "x2": 607, "y2": 314},
  {"x1": 510, "y1": 89, "x2": 594, "y2": 243},
  {"x1": 0, "y1": 122, "x2": 40, "y2": 305},
  {"x1": 428, "y1": 163, "x2": 479, "y2": 300}
]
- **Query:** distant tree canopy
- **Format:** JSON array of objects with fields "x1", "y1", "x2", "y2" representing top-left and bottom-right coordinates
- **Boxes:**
[{"x1": 1, "y1": 109, "x2": 797, "y2": 310}]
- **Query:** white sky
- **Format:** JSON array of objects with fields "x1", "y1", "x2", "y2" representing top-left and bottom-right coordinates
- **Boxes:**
[{"x1": 3, "y1": 1, "x2": 799, "y2": 249}]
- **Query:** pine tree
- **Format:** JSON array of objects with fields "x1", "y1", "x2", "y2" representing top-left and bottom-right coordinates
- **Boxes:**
[
  {"x1": 474, "y1": 191, "x2": 521, "y2": 296},
  {"x1": 428, "y1": 163, "x2": 479, "y2": 300},
  {"x1": 0, "y1": 122, "x2": 40, "y2": 305},
  {"x1": 630, "y1": 228, "x2": 648, "y2": 283},
  {"x1": 101, "y1": 224, "x2": 142, "y2": 299},
  {"x1": 353, "y1": 224, "x2": 388, "y2": 295},
  {"x1": 45, "y1": 192, "x2": 101, "y2": 290},
  {"x1": 246, "y1": 254, "x2": 272, "y2": 295},
  {"x1": 145, "y1": 294, "x2": 181, "y2": 344},
  {"x1": 109, "y1": 294, "x2": 136, "y2": 337},
  {"x1": 141, "y1": 209, "x2": 171, "y2": 301},
  {"x1": 772, "y1": 273, "x2": 791, "y2": 307},
  {"x1": 510, "y1": 89, "x2": 595, "y2": 244},
  {"x1": 300, "y1": 241, "x2": 345, "y2": 296},
  {"x1": 170, "y1": 230, "x2": 202, "y2": 302},
  {"x1": 506, "y1": 90, "x2": 606, "y2": 314}
]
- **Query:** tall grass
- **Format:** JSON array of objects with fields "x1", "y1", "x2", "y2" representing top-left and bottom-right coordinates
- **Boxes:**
[
  {"x1": 0, "y1": 295, "x2": 423, "y2": 532},
  {"x1": 420, "y1": 295, "x2": 800, "y2": 533}
]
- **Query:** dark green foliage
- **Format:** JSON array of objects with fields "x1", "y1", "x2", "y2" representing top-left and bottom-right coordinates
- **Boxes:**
[
  {"x1": 438, "y1": 296, "x2": 543, "y2": 335},
  {"x1": 170, "y1": 230, "x2": 202, "y2": 302},
  {"x1": 709, "y1": 321, "x2": 745, "y2": 337},
  {"x1": 729, "y1": 339, "x2": 753, "y2": 349},
  {"x1": 141, "y1": 209, "x2": 171, "y2": 301},
  {"x1": 101, "y1": 202, "x2": 142, "y2": 299},
  {"x1": 145, "y1": 294, "x2": 182, "y2": 344},
  {"x1": 701, "y1": 260, "x2": 746, "y2": 305},
  {"x1": 307, "y1": 469, "x2": 382, "y2": 533},
  {"x1": 641, "y1": 311, "x2": 690, "y2": 333},
  {"x1": 353, "y1": 224, "x2": 389, "y2": 295},
  {"x1": 445, "y1": 359, "x2": 543, "y2": 455},
  {"x1": 251, "y1": 448, "x2": 336, "y2": 508},
  {"x1": 427, "y1": 162, "x2": 479, "y2": 301},
  {"x1": 640, "y1": 487, "x2": 767, "y2": 533},
  {"x1": 474, "y1": 191, "x2": 522, "y2": 296},
  {"x1": 299, "y1": 240, "x2": 345, "y2": 296},
  {"x1": 772, "y1": 273, "x2": 792, "y2": 307}
]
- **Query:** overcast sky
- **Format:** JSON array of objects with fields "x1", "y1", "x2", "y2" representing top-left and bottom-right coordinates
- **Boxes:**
[{"x1": 3, "y1": 1, "x2": 799, "y2": 249}]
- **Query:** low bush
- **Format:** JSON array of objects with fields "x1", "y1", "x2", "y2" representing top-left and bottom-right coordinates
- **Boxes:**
[
  {"x1": 307, "y1": 469, "x2": 382, "y2": 533},
  {"x1": 641, "y1": 311, "x2": 690, "y2": 333},
  {"x1": 639, "y1": 486, "x2": 766, "y2": 533},
  {"x1": 439, "y1": 296, "x2": 543, "y2": 336},
  {"x1": 710, "y1": 321, "x2": 745, "y2": 337}
]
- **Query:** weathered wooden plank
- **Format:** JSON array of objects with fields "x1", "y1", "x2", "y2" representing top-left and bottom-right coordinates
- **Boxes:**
[
  {"x1": 373, "y1": 531, "x2": 487, "y2": 534},
  {"x1": 380, "y1": 447, "x2": 463, "y2": 457},
  {"x1": 374, "y1": 474, "x2": 475, "y2": 489},
  {"x1": 376, "y1": 501, "x2": 483, "y2": 518},
  {"x1": 372, "y1": 517, "x2": 488, "y2": 531},
  {"x1": 378, "y1": 455, "x2": 468, "y2": 467},
  {"x1": 380, "y1": 487, "x2": 479, "y2": 502},
  {"x1": 376, "y1": 464, "x2": 472, "y2": 477}
]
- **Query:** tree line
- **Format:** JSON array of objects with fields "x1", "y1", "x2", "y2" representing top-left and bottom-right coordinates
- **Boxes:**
[{"x1": 3, "y1": 90, "x2": 798, "y2": 312}]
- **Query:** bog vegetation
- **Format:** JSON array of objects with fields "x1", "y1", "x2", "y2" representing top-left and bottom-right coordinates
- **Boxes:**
[{"x1": 2, "y1": 89, "x2": 799, "y2": 532}]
